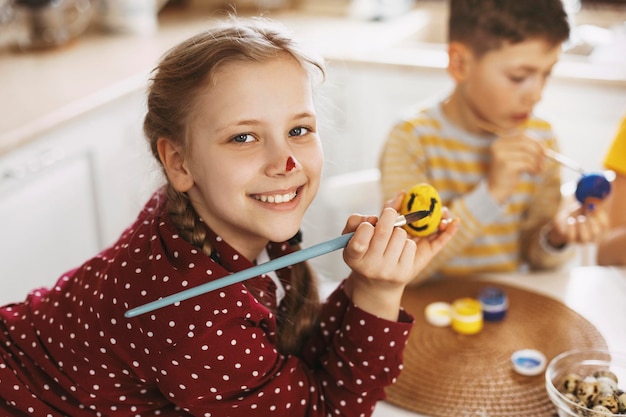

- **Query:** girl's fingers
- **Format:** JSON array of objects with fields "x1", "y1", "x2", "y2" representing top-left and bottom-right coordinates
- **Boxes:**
[
  {"x1": 344, "y1": 222, "x2": 375, "y2": 260},
  {"x1": 366, "y1": 208, "x2": 400, "y2": 256},
  {"x1": 342, "y1": 214, "x2": 378, "y2": 234}
]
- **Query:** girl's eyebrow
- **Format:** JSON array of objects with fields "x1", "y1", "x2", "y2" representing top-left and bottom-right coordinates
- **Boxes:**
[
  {"x1": 214, "y1": 119, "x2": 262, "y2": 134},
  {"x1": 214, "y1": 112, "x2": 316, "y2": 134},
  {"x1": 293, "y1": 111, "x2": 315, "y2": 119}
]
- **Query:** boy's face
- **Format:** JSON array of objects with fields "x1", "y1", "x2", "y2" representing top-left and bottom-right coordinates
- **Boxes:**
[
  {"x1": 176, "y1": 55, "x2": 323, "y2": 260},
  {"x1": 459, "y1": 38, "x2": 561, "y2": 133}
]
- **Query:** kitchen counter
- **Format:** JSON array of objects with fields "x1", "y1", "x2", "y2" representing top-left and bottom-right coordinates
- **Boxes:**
[{"x1": 1, "y1": 2, "x2": 625, "y2": 156}]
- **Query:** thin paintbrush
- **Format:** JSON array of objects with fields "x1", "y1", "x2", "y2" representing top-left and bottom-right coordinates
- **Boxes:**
[
  {"x1": 474, "y1": 120, "x2": 587, "y2": 174},
  {"x1": 543, "y1": 148, "x2": 586, "y2": 174},
  {"x1": 125, "y1": 210, "x2": 430, "y2": 318}
]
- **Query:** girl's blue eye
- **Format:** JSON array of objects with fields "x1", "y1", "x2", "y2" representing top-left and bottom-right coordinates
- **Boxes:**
[
  {"x1": 232, "y1": 134, "x2": 254, "y2": 143},
  {"x1": 289, "y1": 126, "x2": 309, "y2": 137}
]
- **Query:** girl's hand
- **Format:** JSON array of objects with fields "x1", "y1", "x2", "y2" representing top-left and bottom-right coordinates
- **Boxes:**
[{"x1": 341, "y1": 203, "x2": 458, "y2": 321}]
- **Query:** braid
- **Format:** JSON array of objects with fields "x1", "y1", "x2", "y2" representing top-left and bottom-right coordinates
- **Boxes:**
[
  {"x1": 276, "y1": 251, "x2": 320, "y2": 355},
  {"x1": 165, "y1": 185, "x2": 214, "y2": 257}
]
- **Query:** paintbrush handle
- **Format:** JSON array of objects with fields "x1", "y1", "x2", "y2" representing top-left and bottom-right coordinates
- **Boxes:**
[
  {"x1": 544, "y1": 148, "x2": 585, "y2": 174},
  {"x1": 124, "y1": 213, "x2": 421, "y2": 318},
  {"x1": 124, "y1": 233, "x2": 354, "y2": 318}
]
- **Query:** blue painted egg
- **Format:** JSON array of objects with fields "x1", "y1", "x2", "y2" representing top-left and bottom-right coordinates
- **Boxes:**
[{"x1": 575, "y1": 173, "x2": 611, "y2": 207}]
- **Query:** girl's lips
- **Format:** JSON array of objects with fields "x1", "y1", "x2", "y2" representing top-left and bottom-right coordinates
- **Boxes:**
[
  {"x1": 253, "y1": 191, "x2": 297, "y2": 204},
  {"x1": 250, "y1": 186, "x2": 302, "y2": 204}
]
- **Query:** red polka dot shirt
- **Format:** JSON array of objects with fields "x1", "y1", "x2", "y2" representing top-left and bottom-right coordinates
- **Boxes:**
[{"x1": 0, "y1": 191, "x2": 414, "y2": 416}]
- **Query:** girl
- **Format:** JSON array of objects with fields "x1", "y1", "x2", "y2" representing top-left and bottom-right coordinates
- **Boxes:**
[{"x1": 0, "y1": 18, "x2": 457, "y2": 416}]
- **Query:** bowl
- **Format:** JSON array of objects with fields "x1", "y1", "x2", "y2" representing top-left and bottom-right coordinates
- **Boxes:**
[{"x1": 545, "y1": 349, "x2": 626, "y2": 416}]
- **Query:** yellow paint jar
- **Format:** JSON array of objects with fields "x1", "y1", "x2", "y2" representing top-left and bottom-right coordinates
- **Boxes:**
[{"x1": 451, "y1": 298, "x2": 483, "y2": 335}]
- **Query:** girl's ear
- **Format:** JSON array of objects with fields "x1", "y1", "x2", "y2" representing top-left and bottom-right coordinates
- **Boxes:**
[
  {"x1": 447, "y1": 41, "x2": 472, "y2": 82},
  {"x1": 157, "y1": 138, "x2": 194, "y2": 192}
]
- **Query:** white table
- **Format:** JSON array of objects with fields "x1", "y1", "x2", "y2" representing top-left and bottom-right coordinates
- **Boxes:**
[{"x1": 368, "y1": 266, "x2": 626, "y2": 417}]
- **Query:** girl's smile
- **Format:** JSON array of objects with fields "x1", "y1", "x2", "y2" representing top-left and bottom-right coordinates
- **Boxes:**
[
  {"x1": 250, "y1": 185, "x2": 302, "y2": 207},
  {"x1": 252, "y1": 190, "x2": 298, "y2": 204}
]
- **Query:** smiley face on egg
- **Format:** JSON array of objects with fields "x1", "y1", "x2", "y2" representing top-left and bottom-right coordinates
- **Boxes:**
[{"x1": 399, "y1": 183, "x2": 443, "y2": 237}]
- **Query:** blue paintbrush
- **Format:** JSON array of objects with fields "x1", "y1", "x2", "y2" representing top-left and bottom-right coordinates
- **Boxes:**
[{"x1": 125, "y1": 210, "x2": 429, "y2": 318}]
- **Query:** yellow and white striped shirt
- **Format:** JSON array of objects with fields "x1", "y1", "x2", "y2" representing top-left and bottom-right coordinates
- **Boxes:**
[{"x1": 379, "y1": 102, "x2": 573, "y2": 281}]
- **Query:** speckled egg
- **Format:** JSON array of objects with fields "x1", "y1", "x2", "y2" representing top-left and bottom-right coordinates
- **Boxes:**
[
  {"x1": 563, "y1": 373, "x2": 583, "y2": 393},
  {"x1": 574, "y1": 405, "x2": 592, "y2": 417},
  {"x1": 594, "y1": 393, "x2": 619, "y2": 414},
  {"x1": 577, "y1": 376, "x2": 600, "y2": 407},
  {"x1": 597, "y1": 376, "x2": 619, "y2": 395},
  {"x1": 594, "y1": 370, "x2": 619, "y2": 384},
  {"x1": 590, "y1": 405, "x2": 612, "y2": 416},
  {"x1": 564, "y1": 393, "x2": 584, "y2": 412},
  {"x1": 617, "y1": 391, "x2": 626, "y2": 413}
]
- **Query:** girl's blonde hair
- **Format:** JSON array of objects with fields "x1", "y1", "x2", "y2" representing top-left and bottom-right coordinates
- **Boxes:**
[{"x1": 143, "y1": 17, "x2": 325, "y2": 355}]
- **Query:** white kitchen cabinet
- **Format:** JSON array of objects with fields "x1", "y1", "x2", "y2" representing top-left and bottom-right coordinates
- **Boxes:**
[
  {"x1": 0, "y1": 142, "x2": 100, "y2": 305},
  {"x1": 316, "y1": 62, "x2": 453, "y2": 179},
  {"x1": 82, "y1": 89, "x2": 162, "y2": 247},
  {"x1": 0, "y1": 87, "x2": 158, "y2": 305}
]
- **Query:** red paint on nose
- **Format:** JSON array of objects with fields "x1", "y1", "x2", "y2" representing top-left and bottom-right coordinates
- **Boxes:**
[{"x1": 286, "y1": 156, "x2": 296, "y2": 172}]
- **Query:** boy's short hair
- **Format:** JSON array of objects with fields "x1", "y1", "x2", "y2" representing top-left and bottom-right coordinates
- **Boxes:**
[{"x1": 448, "y1": 0, "x2": 570, "y2": 57}]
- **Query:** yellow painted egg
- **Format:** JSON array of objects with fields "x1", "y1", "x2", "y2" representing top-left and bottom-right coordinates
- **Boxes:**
[{"x1": 399, "y1": 183, "x2": 443, "y2": 237}]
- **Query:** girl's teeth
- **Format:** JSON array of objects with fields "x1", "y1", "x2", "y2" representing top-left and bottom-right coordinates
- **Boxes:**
[{"x1": 256, "y1": 192, "x2": 296, "y2": 203}]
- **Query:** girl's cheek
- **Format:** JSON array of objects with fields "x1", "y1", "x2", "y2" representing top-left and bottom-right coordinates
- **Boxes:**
[{"x1": 301, "y1": 143, "x2": 324, "y2": 173}]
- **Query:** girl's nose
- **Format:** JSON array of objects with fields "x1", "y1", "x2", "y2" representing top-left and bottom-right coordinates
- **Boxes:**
[
  {"x1": 266, "y1": 151, "x2": 300, "y2": 176},
  {"x1": 286, "y1": 156, "x2": 297, "y2": 172}
]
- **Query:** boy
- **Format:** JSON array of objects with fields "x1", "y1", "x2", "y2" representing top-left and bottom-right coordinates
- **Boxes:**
[{"x1": 380, "y1": 0, "x2": 608, "y2": 280}]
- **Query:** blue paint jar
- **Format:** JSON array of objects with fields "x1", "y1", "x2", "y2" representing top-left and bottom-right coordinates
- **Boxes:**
[{"x1": 478, "y1": 287, "x2": 508, "y2": 322}]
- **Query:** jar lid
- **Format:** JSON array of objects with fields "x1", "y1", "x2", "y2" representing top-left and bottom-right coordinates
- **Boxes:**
[
  {"x1": 478, "y1": 287, "x2": 509, "y2": 313},
  {"x1": 424, "y1": 301, "x2": 452, "y2": 327},
  {"x1": 451, "y1": 298, "x2": 482, "y2": 322},
  {"x1": 511, "y1": 349, "x2": 546, "y2": 376}
]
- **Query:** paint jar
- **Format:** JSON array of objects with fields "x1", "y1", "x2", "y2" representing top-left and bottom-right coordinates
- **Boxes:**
[
  {"x1": 478, "y1": 287, "x2": 508, "y2": 322},
  {"x1": 511, "y1": 349, "x2": 546, "y2": 376},
  {"x1": 424, "y1": 301, "x2": 452, "y2": 327},
  {"x1": 451, "y1": 298, "x2": 483, "y2": 335}
]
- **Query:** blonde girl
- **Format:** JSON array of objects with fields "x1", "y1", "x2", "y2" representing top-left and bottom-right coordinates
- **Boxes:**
[{"x1": 0, "y1": 17, "x2": 456, "y2": 417}]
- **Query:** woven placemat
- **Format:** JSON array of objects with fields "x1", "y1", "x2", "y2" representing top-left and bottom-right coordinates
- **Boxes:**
[{"x1": 385, "y1": 278, "x2": 607, "y2": 417}]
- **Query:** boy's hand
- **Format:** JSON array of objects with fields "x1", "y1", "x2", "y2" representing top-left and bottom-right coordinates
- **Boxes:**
[
  {"x1": 340, "y1": 197, "x2": 458, "y2": 321},
  {"x1": 488, "y1": 132, "x2": 545, "y2": 203},
  {"x1": 545, "y1": 203, "x2": 609, "y2": 247}
]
